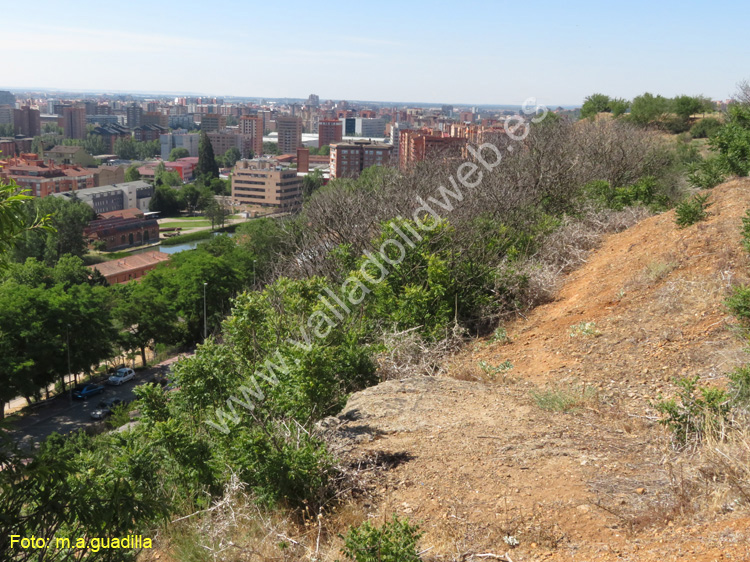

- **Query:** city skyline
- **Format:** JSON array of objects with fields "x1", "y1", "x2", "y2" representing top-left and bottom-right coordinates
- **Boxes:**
[{"x1": 4, "y1": 0, "x2": 749, "y2": 106}]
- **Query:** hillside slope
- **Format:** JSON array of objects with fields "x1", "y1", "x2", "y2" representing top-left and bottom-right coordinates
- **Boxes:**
[{"x1": 324, "y1": 179, "x2": 750, "y2": 561}]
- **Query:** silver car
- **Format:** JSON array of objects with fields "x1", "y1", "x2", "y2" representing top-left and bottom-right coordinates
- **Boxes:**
[{"x1": 107, "y1": 367, "x2": 135, "y2": 385}]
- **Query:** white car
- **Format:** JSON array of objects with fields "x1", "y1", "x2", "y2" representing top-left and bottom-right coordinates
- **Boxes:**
[{"x1": 108, "y1": 367, "x2": 135, "y2": 385}]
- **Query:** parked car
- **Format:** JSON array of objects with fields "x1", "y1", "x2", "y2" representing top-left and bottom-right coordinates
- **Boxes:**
[
  {"x1": 72, "y1": 383, "x2": 106, "y2": 400},
  {"x1": 108, "y1": 367, "x2": 135, "y2": 386},
  {"x1": 90, "y1": 398, "x2": 124, "y2": 420}
]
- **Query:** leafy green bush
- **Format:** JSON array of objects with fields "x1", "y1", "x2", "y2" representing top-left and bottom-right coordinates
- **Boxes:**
[
  {"x1": 339, "y1": 516, "x2": 423, "y2": 562},
  {"x1": 687, "y1": 156, "x2": 727, "y2": 189},
  {"x1": 583, "y1": 176, "x2": 665, "y2": 211},
  {"x1": 710, "y1": 104, "x2": 750, "y2": 176},
  {"x1": 653, "y1": 376, "x2": 730, "y2": 445},
  {"x1": 674, "y1": 193, "x2": 711, "y2": 228},
  {"x1": 741, "y1": 210, "x2": 750, "y2": 253},
  {"x1": 728, "y1": 365, "x2": 750, "y2": 408},
  {"x1": 690, "y1": 117, "x2": 723, "y2": 139},
  {"x1": 725, "y1": 285, "x2": 750, "y2": 329}
]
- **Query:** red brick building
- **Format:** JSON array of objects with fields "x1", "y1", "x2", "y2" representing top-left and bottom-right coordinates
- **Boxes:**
[
  {"x1": 329, "y1": 140, "x2": 393, "y2": 179},
  {"x1": 398, "y1": 129, "x2": 466, "y2": 170},
  {"x1": 84, "y1": 208, "x2": 159, "y2": 250},
  {"x1": 88, "y1": 251, "x2": 170, "y2": 284},
  {"x1": 318, "y1": 119, "x2": 342, "y2": 148},
  {"x1": 0, "y1": 154, "x2": 95, "y2": 197}
]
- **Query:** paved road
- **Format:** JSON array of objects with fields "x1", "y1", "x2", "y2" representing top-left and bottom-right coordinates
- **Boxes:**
[{"x1": 8, "y1": 355, "x2": 189, "y2": 449}]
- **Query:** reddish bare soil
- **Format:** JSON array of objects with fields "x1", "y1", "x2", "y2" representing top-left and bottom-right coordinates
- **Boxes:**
[{"x1": 324, "y1": 179, "x2": 750, "y2": 561}]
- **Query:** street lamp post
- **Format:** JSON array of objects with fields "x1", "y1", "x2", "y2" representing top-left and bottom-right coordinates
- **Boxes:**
[
  {"x1": 67, "y1": 325, "x2": 72, "y2": 404},
  {"x1": 203, "y1": 282, "x2": 208, "y2": 341}
]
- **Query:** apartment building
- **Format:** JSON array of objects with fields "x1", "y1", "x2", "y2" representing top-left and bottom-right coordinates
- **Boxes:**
[
  {"x1": 62, "y1": 106, "x2": 86, "y2": 139},
  {"x1": 207, "y1": 132, "x2": 256, "y2": 159},
  {"x1": 201, "y1": 113, "x2": 226, "y2": 132},
  {"x1": 160, "y1": 132, "x2": 200, "y2": 160},
  {"x1": 398, "y1": 129, "x2": 466, "y2": 170},
  {"x1": 238, "y1": 115, "x2": 263, "y2": 156},
  {"x1": 53, "y1": 180, "x2": 154, "y2": 213},
  {"x1": 329, "y1": 140, "x2": 393, "y2": 179},
  {"x1": 14, "y1": 106, "x2": 41, "y2": 137},
  {"x1": 231, "y1": 158, "x2": 302, "y2": 211},
  {"x1": 275, "y1": 116, "x2": 303, "y2": 154},
  {"x1": 318, "y1": 119, "x2": 342, "y2": 148}
]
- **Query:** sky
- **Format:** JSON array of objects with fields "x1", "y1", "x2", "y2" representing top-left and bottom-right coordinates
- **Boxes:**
[{"x1": 3, "y1": 0, "x2": 749, "y2": 106}]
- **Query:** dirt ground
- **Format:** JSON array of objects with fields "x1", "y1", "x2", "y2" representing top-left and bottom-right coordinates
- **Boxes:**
[{"x1": 322, "y1": 179, "x2": 750, "y2": 561}]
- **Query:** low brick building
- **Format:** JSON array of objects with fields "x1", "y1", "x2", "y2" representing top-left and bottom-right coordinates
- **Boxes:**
[
  {"x1": 89, "y1": 251, "x2": 170, "y2": 284},
  {"x1": 84, "y1": 208, "x2": 159, "y2": 250}
]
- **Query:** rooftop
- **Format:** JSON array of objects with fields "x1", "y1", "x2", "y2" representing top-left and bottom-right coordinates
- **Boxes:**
[{"x1": 89, "y1": 251, "x2": 169, "y2": 277}]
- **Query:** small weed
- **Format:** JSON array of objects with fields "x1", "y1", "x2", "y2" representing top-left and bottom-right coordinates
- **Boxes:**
[
  {"x1": 729, "y1": 365, "x2": 750, "y2": 409},
  {"x1": 569, "y1": 321, "x2": 601, "y2": 338},
  {"x1": 478, "y1": 360, "x2": 514, "y2": 378},
  {"x1": 489, "y1": 326, "x2": 510, "y2": 345},
  {"x1": 645, "y1": 261, "x2": 677, "y2": 283},
  {"x1": 530, "y1": 383, "x2": 598, "y2": 412},
  {"x1": 675, "y1": 193, "x2": 712, "y2": 228},
  {"x1": 614, "y1": 289, "x2": 626, "y2": 301}
]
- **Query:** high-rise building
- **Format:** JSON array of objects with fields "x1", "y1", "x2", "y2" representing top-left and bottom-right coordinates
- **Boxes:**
[
  {"x1": 307, "y1": 94, "x2": 320, "y2": 107},
  {"x1": 62, "y1": 106, "x2": 86, "y2": 139},
  {"x1": 398, "y1": 129, "x2": 466, "y2": 170},
  {"x1": 0, "y1": 91, "x2": 15, "y2": 106},
  {"x1": 142, "y1": 112, "x2": 168, "y2": 128},
  {"x1": 14, "y1": 106, "x2": 41, "y2": 137},
  {"x1": 231, "y1": 158, "x2": 302, "y2": 211},
  {"x1": 329, "y1": 140, "x2": 393, "y2": 179},
  {"x1": 126, "y1": 105, "x2": 143, "y2": 128},
  {"x1": 160, "y1": 132, "x2": 200, "y2": 160},
  {"x1": 239, "y1": 115, "x2": 263, "y2": 157},
  {"x1": 318, "y1": 119, "x2": 342, "y2": 148},
  {"x1": 276, "y1": 116, "x2": 303, "y2": 155},
  {"x1": 0, "y1": 105, "x2": 13, "y2": 126},
  {"x1": 201, "y1": 113, "x2": 226, "y2": 133}
]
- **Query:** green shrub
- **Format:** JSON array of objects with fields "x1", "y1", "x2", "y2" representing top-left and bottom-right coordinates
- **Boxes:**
[
  {"x1": 339, "y1": 516, "x2": 423, "y2": 562},
  {"x1": 710, "y1": 105, "x2": 750, "y2": 176},
  {"x1": 741, "y1": 210, "x2": 750, "y2": 253},
  {"x1": 478, "y1": 360, "x2": 513, "y2": 378},
  {"x1": 653, "y1": 376, "x2": 730, "y2": 445},
  {"x1": 690, "y1": 117, "x2": 723, "y2": 139},
  {"x1": 687, "y1": 156, "x2": 726, "y2": 189},
  {"x1": 674, "y1": 193, "x2": 711, "y2": 228},
  {"x1": 728, "y1": 365, "x2": 750, "y2": 408},
  {"x1": 725, "y1": 285, "x2": 750, "y2": 329}
]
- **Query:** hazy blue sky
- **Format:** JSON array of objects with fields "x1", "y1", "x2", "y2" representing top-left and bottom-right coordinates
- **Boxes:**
[{"x1": 3, "y1": 0, "x2": 748, "y2": 106}]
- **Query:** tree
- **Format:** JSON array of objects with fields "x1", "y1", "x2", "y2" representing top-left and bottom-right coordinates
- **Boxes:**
[
  {"x1": 629, "y1": 93, "x2": 672, "y2": 126},
  {"x1": 113, "y1": 137, "x2": 138, "y2": 160},
  {"x1": 710, "y1": 104, "x2": 750, "y2": 176},
  {"x1": 302, "y1": 168, "x2": 324, "y2": 198},
  {"x1": 113, "y1": 282, "x2": 177, "y2": 366},
  {"x1": 673, "y1": 95, "x2": 709, "y2": 121},
  {"x1": 169, "y1": 147, "x2": 190, "y2": 161},
  {"x1": 263, "y1": 141, "x2": 280, "y2": 155},
  {"x1": 149, "y1": 185, "x2": 181, "y2": 216},
  {"x1": 125, "y1": 165, "x2": 141, "y2": 182},
  {"x1": 197, "y1": 131, "x2": 219, "y2": 181},
  {"x1": 12, "y1": 195, "x2": 93, "y2": 265},
  {"x1": 178, "y1": 184, "x2": 201, "y2": 215},
  {"x1": 222, "y1": 146, "x2": 241, "y2": 168},
  {"x1": 0, "y1": 178, "x2": 53, "y2": 266},
  {"x1": 580, "y1": 93, "x2": 613, "y2": 119},
  {"x1": 318, "y1": 144, "x2": 331, "y2": 156}
]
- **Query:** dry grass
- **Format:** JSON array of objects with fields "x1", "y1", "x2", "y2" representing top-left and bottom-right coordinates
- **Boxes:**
[
  {"x1": 521, "y1": 205, "x2": 653, "y2": 307},
  {"x1": 376, "y1": 324, "x2": 466, "y2": 381}
]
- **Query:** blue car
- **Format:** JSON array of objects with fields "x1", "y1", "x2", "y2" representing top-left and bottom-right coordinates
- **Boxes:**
[{"x1": 72, "y1": 383, "x2": 106, "y2": 400}]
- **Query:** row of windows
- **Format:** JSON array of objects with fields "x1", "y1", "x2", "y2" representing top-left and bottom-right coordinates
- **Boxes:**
[{"x1": 235, "y1": 187, "x2": 266, "y2": 193}]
